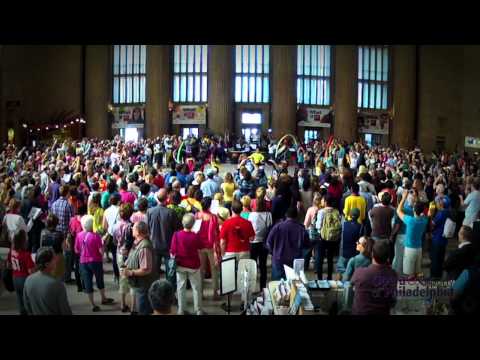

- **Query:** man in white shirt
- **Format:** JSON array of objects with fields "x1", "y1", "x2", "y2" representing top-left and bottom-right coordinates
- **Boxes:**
[{"x1": 102, "y1": 193, "x2": 121, "y2": 282}]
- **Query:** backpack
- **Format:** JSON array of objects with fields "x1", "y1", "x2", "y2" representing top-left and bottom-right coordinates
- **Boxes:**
[{"x1": 320, "y1": 208, "x2": 341, "y2": 242}]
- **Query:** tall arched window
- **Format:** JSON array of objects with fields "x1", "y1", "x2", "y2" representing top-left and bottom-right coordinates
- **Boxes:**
[
  {"x1": 112, "y1": 45, "x2": 147, "y2": 104},
  {"x1": 234, "y1": 45, "x2": 270, "y2": 103},
  {"x1": 357, "y1": 45, "x2": 390, "y2": 110},
  {"x1": 297, "y1": 45, "x2": 332, "y2": 106}
]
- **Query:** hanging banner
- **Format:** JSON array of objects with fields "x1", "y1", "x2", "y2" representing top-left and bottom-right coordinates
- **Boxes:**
[
  {"x1": 297, "y1": 107, "x2": 332, "y2": 128},
  {"x1": 112, "y1": 106, "x2": 145, "y2": 129},
  {"x1": 172, "y1": 104, "x2": 207, "y2": 125},
  {"x1": 358, "y1": 112, "x2": 390, "y2": 135},
  {"x1": 465, "y1": 136, "x2": 480, "y2": 149}
]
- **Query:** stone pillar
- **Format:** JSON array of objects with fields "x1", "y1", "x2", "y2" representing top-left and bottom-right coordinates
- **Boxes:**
[
  {"x1": 391, "y1": 45, "x2": 416, "y2": 148},
  {"x1": 208, "y1": 45, "x2": 233, "y2": 135},
  {"x1": 0, "y1": 45, "x2": 4, "y2": 144},
  {"x1": 271, "y1": 45, "x2": 297, "y2": 138},
  {"x1": 146, "y1": 45, "x2": 170, "y2": 138},
  {"x1": 85, "y1": 45, "x2": 109, "y2": 139},
  {"x1": 334, "y1": 45, "x2": 357, "y2": 142}
]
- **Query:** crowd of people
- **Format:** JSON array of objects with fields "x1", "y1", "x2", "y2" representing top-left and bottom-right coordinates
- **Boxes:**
[{"x1": 0, "y1": 131, "x2": 479, "y2": 315}]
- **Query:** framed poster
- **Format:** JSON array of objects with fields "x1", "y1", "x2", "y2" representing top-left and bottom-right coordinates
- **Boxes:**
[
  {"x1": 465, "y1": 136, "x2": 480, "y2": 149},
  {"x1": 220, "y1": 256, "x2": 237, "y2": 295},
  {"x1": 358, "y1": 112, "x2": 390, "y2": 135},
  {"x1": 112, "y1": 106, "x2": 145, "y2": 129},
  {"x1": 297, "y1": 106, "x2": 332, "y2": 128},
  {"x1": 172, "y1": 104, "x2": 207, "y2": 125}
]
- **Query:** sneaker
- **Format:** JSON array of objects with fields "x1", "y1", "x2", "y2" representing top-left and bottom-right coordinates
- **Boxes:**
[
  {"x1": 101, "y1": 298, "x2": 115, "y2": 305},
  {"x1": 121, "y1": 305, "x2": 131, "y2": 313},
  {"x1": 92, "y1": 306, "x2": 101, "y2": 312}
]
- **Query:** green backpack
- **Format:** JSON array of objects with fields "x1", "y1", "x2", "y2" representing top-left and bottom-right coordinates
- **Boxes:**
[{"x1": 320, "y1": 208, "x2": 341, "y2": 241}]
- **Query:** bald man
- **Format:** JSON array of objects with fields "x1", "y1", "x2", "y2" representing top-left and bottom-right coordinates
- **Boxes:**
[{"x1": 146, "y1": 188, "x2": 182, "y2": 284}]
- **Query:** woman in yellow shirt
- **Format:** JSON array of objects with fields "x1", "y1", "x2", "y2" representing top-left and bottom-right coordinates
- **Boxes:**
[
  {"x1": 88, "y1": 192, "x2": 105, "y2": 235},
  {"x1": 180, "y1": 186, "x2": 203, "y2": 213},
  {"x1": 221, "y1": 172, "x2": 236, "y2": 209}
]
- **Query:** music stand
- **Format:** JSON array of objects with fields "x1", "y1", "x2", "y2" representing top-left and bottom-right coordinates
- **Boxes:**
[{"x1": 220, "y1": 256, "x2": 237, "y2": 315}]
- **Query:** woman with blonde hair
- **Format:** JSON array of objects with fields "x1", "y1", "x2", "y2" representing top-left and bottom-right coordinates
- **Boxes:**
[
  {"x1": 240, "y1": 195, "x2": 252, "y2": 220},
  {"x1": 88, "y1": 192, "x2": 105, "y2": 235},
  {"x1": 220, "y1": 172, "x2": 236, "y2": 210},
  {"x1": 251, "y1": 186, "x2": 272, "y2": 212}
]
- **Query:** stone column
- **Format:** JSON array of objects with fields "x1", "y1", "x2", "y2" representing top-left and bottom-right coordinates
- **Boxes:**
[
  {"x1": 85, "y1": 45, "x2": 109, "y2": 139},
  {"x1": 334, "y1": 45, "x2": 357, "y2": 142},
  {"x1": 271, "y1": 45, "x2": 297, "y2": 138},
  {"x1": 146, "y1": 45, "x2": 170, "y2": 138},
  {"x1": 391, "y1": 45, "x2": 416, "y2": 148},
  {"x1": 208, "y1": 45, "x2": 233, "y2": 135},
  {"x1": 0, "y1": 45, "x2": 5, "y2": 144}
]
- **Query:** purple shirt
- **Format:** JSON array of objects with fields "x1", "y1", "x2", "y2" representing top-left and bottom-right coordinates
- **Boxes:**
[
  {"x1": 170, "y1": 230, "x2": 202, "y2": 270},
  {"x1": 351, "y1": 263, "x2": 398, "y2": 315},
  {"x1": 74, "y1": 231, "x2": 103, "y2": 264},
  {"x1": 266, "y1": 219, "x2": 309, "y2": 268},
  {"x1": 48, "y1": 182, "x2": 61, "y2": 208}
]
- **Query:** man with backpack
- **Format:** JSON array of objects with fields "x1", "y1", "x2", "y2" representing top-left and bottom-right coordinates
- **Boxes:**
[{"x1": 315, "y1": 195, "x2": 342, "y2": 280}]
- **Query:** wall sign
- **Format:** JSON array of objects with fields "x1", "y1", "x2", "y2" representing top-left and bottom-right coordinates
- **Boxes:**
[
  {"x1": 358, "y1": 111, "x2": 390, "y2": 135},
  {"x1": 112, "y1": 106, "x2": 145, "y2": 129},
  {"x1": 297, "y1": 107, "x2": 332, "y2": 128},
  {"x1": 465, "y1": 136, "x2": 480, "y2": 149},
  {"x1": 172, "y1": 104, "x2": 207, "y2": 125}
]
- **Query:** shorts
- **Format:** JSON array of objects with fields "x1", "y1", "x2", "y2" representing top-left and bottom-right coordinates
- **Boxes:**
[
  {"x1": 403, "y1": 247, "x2": 422, "y2": 276},
  {"x1": 117, "y1": 253, "x2": 131, "y2": 295},
  {"x1": 80, "y1": 262, "x2": 105, "y2": 293}
]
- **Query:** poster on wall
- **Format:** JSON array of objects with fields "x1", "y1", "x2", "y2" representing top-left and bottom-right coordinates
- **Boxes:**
[
  {"x1": 465, "y1": 136, "x2": 480, "y2": 149},
  {"x1": 358, "y1": 112, "x2": 390, "y2": 135},
  {"x1": 296, "y1": 106, "x2": 332, "y2": 128},
  {"x1": 112, "y1": 106, "x2": 145, "y2": 129},
  {"x1": 172, "y1": 104, "x2": 207, "y2": 125}
]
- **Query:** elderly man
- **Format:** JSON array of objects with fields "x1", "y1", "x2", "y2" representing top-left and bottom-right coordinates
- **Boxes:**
[
  {"x1": 200, "y1": 168, "x2": 220, "y2": 198},
  {"x1": 23, "y1": 247, "x2": 73, "y2": 315},
  {"x1": 123, "y1": 221, "x2": 158, "y2": 315},
  {"x1": 149, "y1": 280, "x2": 176, "y2": 315},
  {"x1": 147, "y1": 188, "x2": 182, "y2": 285}
]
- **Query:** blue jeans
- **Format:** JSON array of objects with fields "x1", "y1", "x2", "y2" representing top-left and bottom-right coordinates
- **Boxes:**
[
  {"x1": 430, "y1": 242, "x2": 446, "y2": 279},
  {"x1": 80, "y1": 262, "x2": 105, "y2": 293},
  {"x1": 336, "y1": 255, "x2": 353, "y2": 275},
  {"x1": 303, "y1": 239, "x2": 322, "y2": 274},
  {"x1": 134, "y1": 288, "x2": 153, "y2": 315},
  {"x1": 271, "y1": 263, "x2": 286, "y2": 281}
]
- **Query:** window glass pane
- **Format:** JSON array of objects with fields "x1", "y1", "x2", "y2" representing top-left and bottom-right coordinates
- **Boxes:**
[
  {"x1": 363, "y1": 81, "x2": 368, "y2": 108},
  {"x1": 304, "y1": 78, "x2": 310, "y2": 104},
  {"x1": 363, "y1": 47, "x2": 369, "y2": 79},
  {"x1": 114, "y1": 45, "x2": 120, "y2": 75},
  {"x1": 263, "y1": 46, "x2": 269, "y2": 73},
  {"x1": 317, "y1": 79, "x2": 324, "y2": 106},
  {"x1": 311, "y1": 78, "x2": 317, "y2": 105},
  {"x1": 236, "y1": 45, "x2": 242, "y2": 73},
  {"x1": 243, "y1": 46, "x2": 249, "y2": 74},
  {"x1": 370, "y1": 47, "x2": 376, "y2": 80},
  {"x1": 358, "y1": 82, "x2": 363, "y2": 107},
  {"x1": 202, "y1": 75, "x2": 207, "y2": 102},
  {"x1": 263, "y1": 77, "x2": 269, "y2": 102},
  {"x1": 382, "y1": 85, "x2": 388, "y2": 109},
  {"x1": 369, "y1": 83, "x2": 375, "y2": 108},
  {"x1": 126, "y1": 45, "x2": 133, "y2": 74},
  {"x1": 297, "y1": 78, "x2": 303, "y2": 104},
  {"x1": 297, "y1": 45, "x2": 303, "y2": 75},
  {"x1": 119, "y1": 77, "x2": 126, "y2": 103},
  {"x1": 140, "y1": 46, "x2": 146, "y2": 74},
  {"x1": 187, "y1": 45, "x2": 194, "y2": 73},
  {"x1": 311, "y1": 45, "x2": 318, "y2": 77},
  {"x1": 235, "y1": 76, "x2": 242, "y2": 102},
  {"x1": 126, "y1": 77, "x2": 132, "y2": 102},
  {"x1": 324, "y1": 79, "x2": 330, "y2": 105},
  {"x1": 194, "y1": 75, "x2": 201, "y2": 102},
  {"x1": 181, "y1": 45, "x2": 187, "y2": 73},
  {"x1": 383, "y1": 47, "x2": 389, "y2": 81},
  {"x1": 242, "y1": 76, "x2": 248, "y2": 102},
  {"x1": 256, "y1": 77, "x2": 262, "y2": 103},
  {"x1": 202, "y1": 45, "x2": 208, "y2": 73},
  {"x1": 113, "y1": 77, "x2": 119, "y2": 103},
  {"x1": 249, "y1": 45, "x2": 256, "y2": 73},
  {"x1": 180, "y1": 75, "x2": 187, "y2": 102},
  {"x1": 376, "y1": 84, "x2": 382, "y2": 109},
  {"x1": 133, "y1": 76, "x2": 139, "y2": 103},
  {"x1": 174, "y1": 45, "x2": 180, "y2": 73},
  {"x1": 195, "y1": 45, "x2": 201, "y2": 73},
  {"x1": 304, "y1": 45, "x2": 311, "y2": 76},
  {"x1": 120, "y1": 46, "x2": 127, "y2": 74},
  {"x1": 140, "y1": 76, "x2": 146, "y2": 102},
  {"x1": 241, "y1": 113, "x2": 262, "y2": 124},
  {"x1": 253, "y1": 45, "x2": 261, "y2": 74},
  {"x1": 325, "y1": 45, "x2": 331, "y2": 77},
  {"x1": 187, "y1": 75, "x2": 194, "y2": 102},
  {"x1": 376, "y1": 47, "x2": 382, "y2": 81},
  {"x1": 173, "y1": 75, "x2": 180, "y2": 102},
  {"x1": 248, "y1": 76, "x2": 254, "y2": 102},
  {"x1": 358, "y1": 46, "x2": 363, "y2": 79}
]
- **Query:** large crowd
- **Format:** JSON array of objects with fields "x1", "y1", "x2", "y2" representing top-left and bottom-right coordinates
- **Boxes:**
[{"x1": 0, "y1": 132, "x2": 480, "y2": 315}]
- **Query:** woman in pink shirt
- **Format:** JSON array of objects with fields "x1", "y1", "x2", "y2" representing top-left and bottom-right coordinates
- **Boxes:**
[
  {"x1": 119, "y1": 180, "x2": 136, "y2": 207},
  {"x1": 68, "y1": 205, "x2": 87, "y2": 292},
  {"x1": 130, "y1": 197, "x2": 148, "y2": 224},
  {"x1": 170, "y1": 213, "x2": 203, "y2": 315},
  {"x1": 194, "y1": 197, "x2": 221, "y2": 300},
  {"x1": 74, "y1": 215, "x2": 114, "y2": 312}
]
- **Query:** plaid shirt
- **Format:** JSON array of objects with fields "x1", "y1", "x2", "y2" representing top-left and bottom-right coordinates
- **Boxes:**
[{"x1": 51, "y1": 197, "x2": 74, "y2": 235}]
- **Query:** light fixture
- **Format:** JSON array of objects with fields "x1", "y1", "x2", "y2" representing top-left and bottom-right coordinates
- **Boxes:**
[
  {"x1": 55, "y1": 125, "x2": 59, "y2": 129},
  {"x1": 45, "y1": 127, "x2": 49, "y2": 130},
  {"x1": 70, "y1": 121, "x2": 74, "y2": 125},
  {"x1": 22, "y1": 124, "x2": 27, "y2": 129},
  {"x1": 37, "y1": 128, "x2": 40, "y2": 131}
]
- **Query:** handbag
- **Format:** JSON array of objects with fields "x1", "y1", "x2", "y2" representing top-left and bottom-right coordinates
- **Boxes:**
[
  {"x1": 2, "y1": 268, "x2": 14, "y2": 293},
  {"x1": 166, "y1": 233, "x2": 177, "y2": 284}
]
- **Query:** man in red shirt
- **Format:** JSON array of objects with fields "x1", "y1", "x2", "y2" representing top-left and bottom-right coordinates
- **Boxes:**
[{"x1": 220, "y1": 200, "x2": 255, "y2": 262}]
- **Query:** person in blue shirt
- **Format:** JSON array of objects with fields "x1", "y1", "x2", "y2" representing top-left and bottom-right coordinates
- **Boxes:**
[
  {"x1": 397, "y1": 190, "x2": 429, "y2": 278},
  {"x1": 429, "y1": 196, "x2": 450, "y2": 279},
  {"x1": 343, "y1": 236, "x2": 373, "y2": 281},
  {"x1": 451, "y1": 257, "x2": 480, "y2": 315},
  {"x1": 336, "y1": 208, "x2": 364, "y2": 276},
  {"x1": 200, "y1": 169, "x2": 220, "y2": 198},
  {"x1": 391, "y1": 204, "x2": 414, "y2": 275}
]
